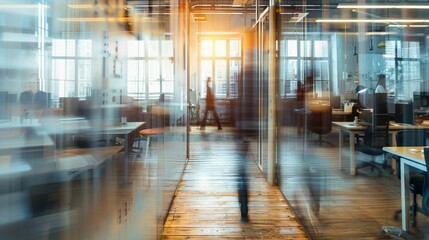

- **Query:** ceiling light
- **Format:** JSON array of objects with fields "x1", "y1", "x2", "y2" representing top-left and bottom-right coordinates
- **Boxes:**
[
  {"x1": 57, "y1": 17, "x2": 161, "y2": 23},
  {"x1": 338, "y1": 4, "x2": 429, "y2": 9},
  {"x1": 388, "y1": 24, "x2": 429, "y2": 28},
  {"x1": 316, "y1": 19, "x2": 429, "y2": 23},
  {"x1": 366, "y1": 32, "x2": 396, "y2": 36},
  {"x1": 192, "y1": 14, "x2": 207, "y2": 22},
  {"x1": 289, "y1": 13, "x2": 308, "y2": 23},
  {"x1": 0, "y1": 4, "x2": 49, "y2": 9},
  {"x1": 232, "y1": 0, "x2": 253, "y2": 7},
  {"x1": 68, "y1": 4, "x2": 133, "y2": 10}
]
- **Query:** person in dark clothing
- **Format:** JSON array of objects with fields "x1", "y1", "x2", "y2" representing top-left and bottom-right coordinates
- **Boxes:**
[
  {"x1": 200, "y1": 77, "x2": 222, "y2": 130},
  {"x1": 237, "y1": 135, "x2": 249, "y2": 222}
]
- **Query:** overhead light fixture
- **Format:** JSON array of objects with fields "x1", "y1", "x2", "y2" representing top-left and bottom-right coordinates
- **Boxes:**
[
  {"x1": 365, "y1": 32, "x2": 396, "y2": 36},
  {"x1": 378, "y1": 41, "x2": 386, "y2": 48},
  {"x1": 68, "y1": 4, "x2": 133, "y2": 10},
  {"x1": 57, "y1": 17, "x2": 162, "y2": 23},
  {"x1": 288, "y1": 13, "x2": 309, "y2": 23},
  {"x1": 68, "y1": 4, "x2": 98, "y2": 9},
  {"x1": 0, "y1": 4, "x2": 49, "y2": 9},
  {"x1": 338, "y1": 4, "x2": 429, "y2": 9},
  {"x1": 198, "y1": 32, "x2": 241, "y2": 35},
  {"x1": 369, "y1": 38, "x2": 373, "y2": 51},
  {"x1": 316, "y1": 19, "x2": 429, "y2": 23},
  {"x1": 388, "y1": 24, "x2": 429, "y2": 28},
  {"x1": 232, "y1": 0, "x2": 253, "y2": 7},
  {"x1": 192, "y1": 14, "x2": 207, "y2": 22}
]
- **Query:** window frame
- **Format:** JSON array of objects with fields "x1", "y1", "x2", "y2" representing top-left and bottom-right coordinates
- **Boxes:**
[
  {"x1": 50, "y1": 39, "x2": 92, "y2": 101},
  {"x1": 198, "y1": 36, "x2": 242, "y2": 99}
]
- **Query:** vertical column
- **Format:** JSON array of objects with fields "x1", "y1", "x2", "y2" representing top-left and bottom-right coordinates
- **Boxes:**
[{"x1": 267, "y1": 0, "x2": 277, "y2": 185}]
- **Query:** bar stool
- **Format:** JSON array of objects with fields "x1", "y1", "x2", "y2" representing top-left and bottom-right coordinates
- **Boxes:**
[{"x1": 137, "y1": 127, "x2": 164, "y2": 161}]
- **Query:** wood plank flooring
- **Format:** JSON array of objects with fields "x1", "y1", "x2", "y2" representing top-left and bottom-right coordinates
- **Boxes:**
[
  {"x1": 162, "y1": 127, "x2": 309, "y2": 239},
  {"x1": 277, "y1": 126, "x2": 429, "y2": 239}
]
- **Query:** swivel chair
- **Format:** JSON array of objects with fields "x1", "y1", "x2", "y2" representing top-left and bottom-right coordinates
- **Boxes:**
[
  {"x1": 308, "y1": 105, "x2": 332, "y2": 146},
  {"x1": 402, "y1": 147, "x2": 429, "y2": 227},
  {"x1": 393, "y1": 130, "x2": 429, "y2": 227},
  {"x1": 355, "y1": 114, "x2": 390, "y2": 176}
]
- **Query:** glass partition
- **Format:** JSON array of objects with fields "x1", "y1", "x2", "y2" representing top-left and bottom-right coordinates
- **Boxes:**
[
  {"x1": 0, "y1": 0, "x2": 187, "y2": 239},
  {"x1": 277, "y1": 1, "x2": 429, "y2": 239}
]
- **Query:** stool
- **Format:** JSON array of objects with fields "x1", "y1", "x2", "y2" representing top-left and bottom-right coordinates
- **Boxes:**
[{"x1": 137, "y1": 127, "x2": 164, "y2": 161}]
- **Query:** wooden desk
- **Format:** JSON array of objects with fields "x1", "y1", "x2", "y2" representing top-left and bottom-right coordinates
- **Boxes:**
[
  {"x1": 295, "y1": 108, "x2": 353, "y2": 134},
  {"x1": 334, "y1": 122, "x2": 429, "y2": 175},
  {"x1": 332, "y1": 109, "x2": 354, "y2": 121},
  {"x1": 333, "y1": 122, "x2": 366, "y2": 175},
  {"x1": 382, "y1": 146, "x2": 426, "y2": 231},
  {"x1": 44, "y1": 120, "x2": 145, "y2": 184},
  {"x1": 102, "y1": 122, "x2": 146, "y2": 184}
]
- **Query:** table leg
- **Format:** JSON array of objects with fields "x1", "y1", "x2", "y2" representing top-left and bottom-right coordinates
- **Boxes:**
[
  {"x1": 338, "y1": 130, "x2": 343, "y2": 170},
  {"x1": 401, "y1": 159, "x2": 410, "y2": 231},
  {"x1": 350, "y1": 132, "x2": 356, "y2": 175},
  {"x1": 123, "y1": 134, "x2": 129, "y2": 184}
]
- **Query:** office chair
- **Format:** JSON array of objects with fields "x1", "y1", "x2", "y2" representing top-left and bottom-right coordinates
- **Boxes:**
[
  {"x1": 133, "y1": 105, "x2": 167, "y2": 162},
  {"x1": 355, "y1": 114, "x2": 390, "y2": 176},
  {"x1": 393, "y1": 132, "x2": 429, "y2": 227},
  {"x1": 308, "y1": 105, "x2": 332, "y2": 146},
  {"x1": 403, "y1": 147, "x2": 429, "y2": 227}
]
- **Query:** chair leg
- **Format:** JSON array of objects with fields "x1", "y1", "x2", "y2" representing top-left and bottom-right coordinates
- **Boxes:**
[
  {"x1": 145, "y1": 135, "x2": 151, "y2": 160},
  {"x1": 412, "y1": 193, "x2": 417, "y2": 227}
]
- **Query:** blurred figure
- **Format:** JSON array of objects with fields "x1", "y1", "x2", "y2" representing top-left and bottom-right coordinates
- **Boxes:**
[
  {"x1": 200, "y1": 77, "x2": 222, "y2": 130},
  {"x1": 19, "y1": 81, "x2": 49, "y2": 110},
  {"x1": 237, "y1": 134, "x2": 249, "y2": 222},
  {"x1": 375, "y1": 74, "x2": 386, "y2": 93}
]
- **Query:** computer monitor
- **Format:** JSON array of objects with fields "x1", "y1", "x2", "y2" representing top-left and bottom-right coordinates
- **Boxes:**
[
  {"x1": 358, "y1": 89, "x2": 373, "y2": 109},
  {"x1": 420, "y1": 92, "x2": 429, "y2": 108},
  {"x1": 395, "y1": 101, "x2": 414, "y2": 125},
  {"x1": 60, "y1": 97, "x2": 80, "y2": 116},
  {"x1": 330, "y1": 95, "x2": 341, "y2": 109},
  {"x1": 373, "y1": 93, "x2": 388, "y2": 115}
]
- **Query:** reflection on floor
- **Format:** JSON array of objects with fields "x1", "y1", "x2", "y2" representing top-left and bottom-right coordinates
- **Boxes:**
[
  {"x1": 163, "y1": 126, "x2": 309, "y2": 239},
  {"x1": 278, "y1": 126, "x2": 429, "y2": 239},
  {"x1": 0, "y1": 147, "x2": 163, "y2": 239},
  {"x1": 5, "y1": 125, "x2": 429, "y2": 239}
]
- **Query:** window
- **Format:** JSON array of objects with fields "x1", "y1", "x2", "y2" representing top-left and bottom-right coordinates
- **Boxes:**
[
  {"x1": 199, "y1": 38, "x2": 241, "y2": 99},
  {"x1": 126, "y1": 40, "x2": 174, "y2": 100},
  {"x1": 279, "y1": 38, "x2": 330, "y2": 98},
  {"x1": 51, "y1": 39, "x2": 92, "y2": 100},
  {"x1": 385, "y1": 40, "x2": 421, "y2": 99}
]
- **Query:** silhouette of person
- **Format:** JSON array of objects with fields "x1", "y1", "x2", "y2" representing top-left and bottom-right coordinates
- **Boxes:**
[
  {"x1": 200, "y1": 77, "x2": 222, "y2": 130},
  {"x1": 237, "y1": 135, "x2": 249, "y2": 222},
  {"x1": 19, "y1": 81, "x2": 49, "y2": 109},
  {"x1": 375, "y1": 74, "x2": 386, "y2": 93}
]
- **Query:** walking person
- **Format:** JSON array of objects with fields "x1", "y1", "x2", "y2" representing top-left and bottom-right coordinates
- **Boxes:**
[
  {"x1": 237, "y1": 135, "x2": 249, "y2": 222},
  {"x1": 200, "y1": 77, "x2": 222, "y2": 130}
]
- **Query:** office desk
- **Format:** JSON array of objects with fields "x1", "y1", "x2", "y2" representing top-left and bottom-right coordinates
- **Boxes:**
[
  {"x1": 333, "y1": 122, "x2": 366, "y2": 175},
  {"x1": 102, "y1": 122, "x2": 146, "y2": 184},
  {"x1": 295, "y1": 108, "x2": 353, "y2": 134},
  {"x1": 43, "y1": 120, "x2": 145, "y2": 184},
  {"x1": 332, "y1": 109, "x2": 354, "y2": 121},
  {"x1": 333, "y1": 121, "x2": 429, "y2": 175},
  {"x1": 382, "y1": 146, "x2": 426, "y2": 231}
]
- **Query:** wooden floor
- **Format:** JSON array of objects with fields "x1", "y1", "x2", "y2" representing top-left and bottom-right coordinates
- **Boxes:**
[
  {"x1": 162, "y1": 126, "x2": 429, "y2": 240},
  {"x1": 162, "y1": 127, "x2": 309, "y2": 239},
  {"x1": 20, "y1": 125, "x2": 429, "y2": 239},
  {"x1": 277, "y1": 126, "x2": 429, "y2": 240}
]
